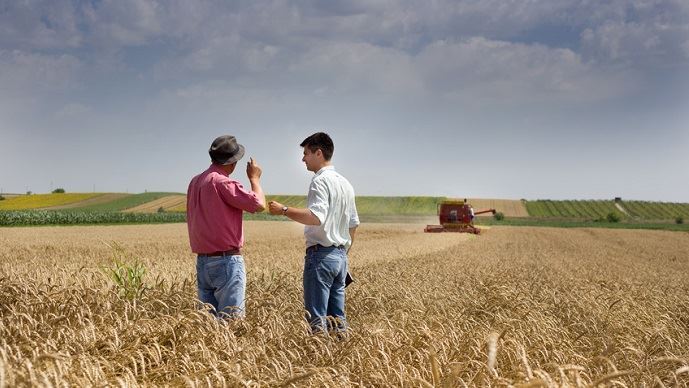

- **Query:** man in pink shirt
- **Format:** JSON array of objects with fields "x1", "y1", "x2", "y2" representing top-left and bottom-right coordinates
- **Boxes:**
[{"x1": 187, "y1": 135, "x2": 265, "y2": 318}]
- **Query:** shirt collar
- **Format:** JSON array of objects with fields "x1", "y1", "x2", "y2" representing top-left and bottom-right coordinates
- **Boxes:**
[
  {"x1": 315, "y1": 165, "x2": 335, "y2": 176},
  {"x1": 209, "y1": 163, "x2": 228, "y2": 176}
]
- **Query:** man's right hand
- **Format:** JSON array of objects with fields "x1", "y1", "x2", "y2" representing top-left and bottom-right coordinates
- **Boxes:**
[
  {"x1": 268, "y1": 201, "x2": 284, "y2": 215},
  {"x1": 247, "y1": 157, "x2": 262, "y2": 181}
]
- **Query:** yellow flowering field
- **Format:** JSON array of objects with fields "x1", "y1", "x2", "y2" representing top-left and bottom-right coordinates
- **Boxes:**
[{"x1": 0, "y1": 193, "x2": 102, "y2": 210}]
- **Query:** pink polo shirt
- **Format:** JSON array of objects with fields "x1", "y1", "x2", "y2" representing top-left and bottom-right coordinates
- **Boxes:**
[{"x1": 186, "y1": 164, "x2": 262, "y2": 254}]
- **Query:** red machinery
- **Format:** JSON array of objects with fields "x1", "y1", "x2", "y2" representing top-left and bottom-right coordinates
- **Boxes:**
[{"x1": 424, "y1": 200, "x2": 496, "y2": 234}]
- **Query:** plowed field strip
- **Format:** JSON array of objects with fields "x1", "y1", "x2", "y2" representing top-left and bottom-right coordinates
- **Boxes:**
[
  {"x1": 42, "y1": 193, "x2": 131, "y2": 210},
  {"x1": 465, "y1": 198, "x2": 529, "y2": 217},
  {"x1": 123, "y1": 195, "x2": 186, "y2": 213}
]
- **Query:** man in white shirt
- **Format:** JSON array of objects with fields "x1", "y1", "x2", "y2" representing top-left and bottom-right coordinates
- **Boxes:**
[{"x1": 269, "y1": 132, "x2": 359, "y2": 334}]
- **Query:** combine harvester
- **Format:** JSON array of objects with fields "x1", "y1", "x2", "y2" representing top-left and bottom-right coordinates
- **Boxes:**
[{"x1": 424, "y1": 199, "x2": 496, "y2": 234}]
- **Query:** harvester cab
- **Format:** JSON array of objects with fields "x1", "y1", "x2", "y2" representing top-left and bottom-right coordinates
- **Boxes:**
[{"x1": 424, "y1": 199, "x2": 496, "y2": 234}]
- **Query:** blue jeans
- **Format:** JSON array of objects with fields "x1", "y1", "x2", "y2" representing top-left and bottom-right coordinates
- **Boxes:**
[
  {"x1": 303, "y1": 245, "x2": 348, "y2": 333},
  {"x1": 196, "y1": 254, "x2": 246, "y2": 318}
]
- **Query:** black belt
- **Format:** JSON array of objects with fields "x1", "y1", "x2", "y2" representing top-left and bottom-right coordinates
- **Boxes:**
[
  {"x1": 199, "y1": 249, "x2": 241, "y2": 257},
  {"x1": 306, "y1": 244, "x2": 345, "y2": 254}
]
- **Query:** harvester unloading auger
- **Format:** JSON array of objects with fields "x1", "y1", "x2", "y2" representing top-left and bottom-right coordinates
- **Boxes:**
[{"x1": 424, "y1": 199, "x2": 496, "y2": 234}]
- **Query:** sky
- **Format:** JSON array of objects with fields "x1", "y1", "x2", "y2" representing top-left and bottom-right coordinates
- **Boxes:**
[{"x1": 1, "y1": 0, "x2": 688, "y2": 201}]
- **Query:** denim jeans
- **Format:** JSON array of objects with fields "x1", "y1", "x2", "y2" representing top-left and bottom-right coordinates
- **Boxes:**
[
  {"x1": 303, "y1": 245, "x2": 348, "y2": 333},
  {"x1": 196, "y1": 254, "x2": 246, "y2": 318}
]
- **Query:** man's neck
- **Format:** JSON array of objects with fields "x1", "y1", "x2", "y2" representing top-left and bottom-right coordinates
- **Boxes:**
[
  {"x1": 313, "y1": 161, "x2": 332, "y2": 173},
  {"x1": 213, "y1": 163, "x2": 234, "y2": 176}
]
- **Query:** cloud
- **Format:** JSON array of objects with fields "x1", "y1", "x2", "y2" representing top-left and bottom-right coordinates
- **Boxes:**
[
  {"x1": 4, "y1": 1, "x2": 687, "y2": 76},
  {"x1": 147, "y1": 34, "x2": 636, "y2": 111},
  {"x1": 81, "y1": 0, "x2": 165, "y2": 47},
  {"x1": 0, "y1": 50, "x2": 81, "y2": 93},
  {"x1": 415, "y1": 37, "x2": 637, "y2": 102},
  {"x1": 55, "y1": 103, "x2": 92, "y2": 119},
  {"x1": 0, "y1": 0, "x2": 82, "y2": 49},
  {"x1": 164, "y1": 34, "x2": 282, "y2": 75},
  {"x1": 137, "y1": 1, "x2": 684, "y2": 101},
  {"x1": 287, "y1": 41, "x2": 421, "y2": 95},
  {"x1": 581, "y1": 19, "x2": 689, "y2": 67},
  {"x1": 0, "y1": 49, "x2": 82, "y2": 126},
  {"x1": 1, "y1": 0, "x2": 685, "y2": 116}
]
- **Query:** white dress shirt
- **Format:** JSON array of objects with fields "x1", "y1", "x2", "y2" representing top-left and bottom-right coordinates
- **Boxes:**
[{"x1": 305, "y1": 166, "x2": 359, "y2": 249}]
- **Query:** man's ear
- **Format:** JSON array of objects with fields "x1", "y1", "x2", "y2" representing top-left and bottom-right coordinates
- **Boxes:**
[{"x1": 316, "y1": 148, "x2": 323, "y2": 159}]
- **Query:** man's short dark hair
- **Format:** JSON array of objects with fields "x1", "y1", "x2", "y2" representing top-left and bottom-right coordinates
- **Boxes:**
[{"x1": 300, "y1": 132, "x2": 334, "y2": 161}]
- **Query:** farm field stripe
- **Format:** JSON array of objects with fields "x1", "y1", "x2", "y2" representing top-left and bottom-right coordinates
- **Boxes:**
[
  {"x1": 0, "y1": 193, "x2": 103, "y2": 210},
  {"x1": 74, "y1": 192, "x2": 182, "y2": 212},
  {"x1": 123, "y1": 195, "x2": 187, "y2": 213},
  {"x1": 41, "y1": 193, "x2": 131, "y2": 210}
]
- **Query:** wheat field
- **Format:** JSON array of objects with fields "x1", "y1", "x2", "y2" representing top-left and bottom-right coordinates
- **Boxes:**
[
  {"x1": 1, "y1": 222, "x2": 689, "y2": 387},
  {"x1": 123, "y1": 195, "x2": 187, "y2": 213}
]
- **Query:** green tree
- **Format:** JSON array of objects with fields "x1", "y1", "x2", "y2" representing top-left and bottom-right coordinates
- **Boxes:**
[{"x1": 606, "y1": 212, "x2": 620, "y2": 223}]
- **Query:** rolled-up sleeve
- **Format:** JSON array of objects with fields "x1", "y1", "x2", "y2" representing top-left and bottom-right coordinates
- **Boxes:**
[
  {"x1": 218, "y1": 179, "x2": 262, "y2": 213},
  {"x1": 349, "y1": 201, "x2": 360, "y2": 228},
  {"x1": 307, "y1": 179, "x2": 329, "y2": 224}
]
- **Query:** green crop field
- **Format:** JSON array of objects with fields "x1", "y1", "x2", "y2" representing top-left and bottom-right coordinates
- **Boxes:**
[
  {"x1": 525, "y1": 200, "x2": 623, "y2": 219},
  {"x1": 524, "y1": 199, "x2": 689, "y2": 221},
  {"x1": 477, "y1": 217, "x2": 689, "y2": 232},
  {"x1": 621, "y1": 201, "x2": 689, "y2": 220},
  {"x1": 0, "y1": 211, "x2": 185, "y2": 226},
  {"x1": 266, "y1": 195, "x2": 444, "y2": 215},
  {"x1": 169, "y1": 195, "x2": 446, "y2": 215},
  {"x1": 353, "y1": 196, "x2": 444, "y2": 215},
  {"x1": 165, "y1": 196, "x2": 311, "y2": 214}
]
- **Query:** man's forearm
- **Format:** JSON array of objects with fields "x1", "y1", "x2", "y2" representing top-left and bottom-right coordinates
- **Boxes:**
[
  {"x1": 250, "y1": 179, "x2": 266, "y2": 212},
  {"x1": 285, "y1": 207, "x2": 321, "y2": 226},
  {"x1": 348, "y1": 227, "x2": 357, "y2": 254}
]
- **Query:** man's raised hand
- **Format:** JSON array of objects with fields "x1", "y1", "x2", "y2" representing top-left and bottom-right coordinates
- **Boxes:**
[{"x1": 246, "y1": 157, "x2": 262, "y2": 181}]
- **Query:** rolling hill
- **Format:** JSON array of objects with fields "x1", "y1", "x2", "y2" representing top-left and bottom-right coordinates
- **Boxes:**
[{"x1": 2, "y1": 193, "x2": 687, "y2": 226}]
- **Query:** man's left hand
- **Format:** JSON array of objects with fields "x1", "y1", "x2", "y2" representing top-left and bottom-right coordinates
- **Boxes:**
[{"x1": 268, "y1": 201, "x2": 284, "y2": 215}]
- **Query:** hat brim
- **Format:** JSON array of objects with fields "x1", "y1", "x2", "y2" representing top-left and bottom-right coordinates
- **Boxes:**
[{"x1": 214, "y1": 144, "x2": 245, "y2": 165}]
